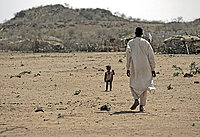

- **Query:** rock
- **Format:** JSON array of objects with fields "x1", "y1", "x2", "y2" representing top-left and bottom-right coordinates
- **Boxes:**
[
  {"x1": 156, "y1": 72, "x2": 160, "y2": 74},
  {"x1": 98, "y1": 68, "x2": 104, "y2": 71},
  {"x1": 58, "y1": 113, "x2": 64, "y2": 118},
  {"x1": 184, "y1": 73, "x2": 193, "y2": 77},
  {"x1": 35, "y1": 107, "x2": 44, "y2": 112},
  {"x1": 194, "y1": 81, "x2": 199, "y2": 84},
  {"x1": 56, "y1": 107, "x2": 67, "y2": 110},
  {"x1": 74, "y1": 90, "x2": 82, "y2": 95},
  {"x1": 100, "y1": 105, "x2": 110, "y2": 111}
]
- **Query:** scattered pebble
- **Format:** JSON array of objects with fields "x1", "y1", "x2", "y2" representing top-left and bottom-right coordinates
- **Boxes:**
[
  {"x1": 16, "y1": 95, "x2": 20, "y2": 98},
  {"x1": 156, "y1": 72, "x2": 160, "y2": 74},
  {"x1": 192, "y1": 123, "x2": 195, "y2": 126},
  {"x1": 184, "y1": 73, "x2": 193, "y2": 77},
  {"x1": 35, "y1": 107, "x2": 44, "y2": 112},
  {"x1": 100, "y1": 105, "x2": 110, "y2": 111},
  {"x1": 98, "y1": 68, "x2": 104, "y2": 71}
]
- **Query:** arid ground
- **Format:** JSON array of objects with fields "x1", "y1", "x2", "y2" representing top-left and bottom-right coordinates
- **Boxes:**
[{"x1": 0, "y1": 52, "x2": 199, "y2": 137}]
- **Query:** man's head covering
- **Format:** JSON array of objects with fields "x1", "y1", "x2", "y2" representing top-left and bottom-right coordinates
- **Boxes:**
[{"x1": 135, "y1": 27, "x2": 143, "y2": 35}]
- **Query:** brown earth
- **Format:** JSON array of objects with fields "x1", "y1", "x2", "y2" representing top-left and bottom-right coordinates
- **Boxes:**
[{"x1": 0, "y1": 52, "x2": 199, "y2": 137}]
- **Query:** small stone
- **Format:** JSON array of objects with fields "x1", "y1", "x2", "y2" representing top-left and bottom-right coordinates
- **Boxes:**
[
  {"x1": 184, "y1": 73, "x2": 193, "y2": 77},
  {"x1": 35, "y1": 107, "x2": 44, "y2": 112},
  {"x1": 194, "y1": 81, "x2": 199, "y2": 84},
  {"x1": 98, "y1": 68, "x2": 104, "y2": 71},
  {"x1": 192, "y1": 123, "x2": 195, "y2": 126},
  {"x1": 100, "y1": 105, "x2": 110, "y2": 111}
]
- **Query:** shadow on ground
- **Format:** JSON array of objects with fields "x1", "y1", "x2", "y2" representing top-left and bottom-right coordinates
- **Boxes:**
[{"x1": 111, "y1": 111, "x2": 142, "y2": 115}]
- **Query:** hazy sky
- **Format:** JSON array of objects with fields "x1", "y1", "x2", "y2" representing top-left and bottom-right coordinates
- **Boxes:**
[{"x1": 0, "y1": 0, "x2": 200, "y2": 23}]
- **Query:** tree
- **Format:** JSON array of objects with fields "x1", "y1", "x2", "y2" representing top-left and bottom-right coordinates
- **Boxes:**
[
  {"x1": 114, "y1": 11, "x2": 121, "y2": 17},
  {"x1": 128, "y1": 16, "x2": 134, "y2": 21},
  {"x1": 171, "y1": 16, "x2": 183, "y2": 23},
  {"x1": 120, "y1": 13, "x2": 126, "y2": 19},
  {"x1": 177, "y1": 16, "x2": 183, "y2": 22},
  {"x1": 64, "y1": 3, "x2": 70, "y2": 8}
]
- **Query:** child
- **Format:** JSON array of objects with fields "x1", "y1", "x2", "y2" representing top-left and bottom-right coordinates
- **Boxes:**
[{"x1": 104, "y1": 65, "x2": 115, "y2": 91}]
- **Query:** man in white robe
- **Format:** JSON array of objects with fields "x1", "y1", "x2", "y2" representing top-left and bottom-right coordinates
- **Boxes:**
[{"x1": 126, "y1": 27, "x2": 156, "y2": 112}]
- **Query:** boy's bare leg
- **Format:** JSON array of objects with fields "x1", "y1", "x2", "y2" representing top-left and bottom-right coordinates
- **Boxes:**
[
  {"x1": 110, "y1": 82, "x2": 112, "y2": 91},
  {"x1": 105, "y1": 81, "x2": 108, "y2": 91}
]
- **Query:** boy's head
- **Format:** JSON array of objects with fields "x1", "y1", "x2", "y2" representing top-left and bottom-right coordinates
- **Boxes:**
[{"x1": 106, "y1": 65, "x2": 111, "y2": 71}]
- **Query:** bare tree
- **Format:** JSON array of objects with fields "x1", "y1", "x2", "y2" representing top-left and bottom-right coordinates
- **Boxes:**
[
  {"x1": 64, "y1": 3, "x2": 70, "y2": 8},
  {"x1": 177, "y1": 16, "x2": 183, "y2": 23}
]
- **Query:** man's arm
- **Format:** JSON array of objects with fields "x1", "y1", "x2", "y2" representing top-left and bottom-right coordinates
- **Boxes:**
[
  {"x1": 126, "y1": 43, "x2": 131, "y2": 77},
  {"x1": 147, "y1": 42, "x2": 156, "y2": 77}
]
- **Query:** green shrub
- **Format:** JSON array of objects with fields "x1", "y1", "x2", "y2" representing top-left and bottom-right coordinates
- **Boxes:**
[
  {"x1": 74, "y1": 90, "x2": 82, "y2": 95},
  {"x1": 173, "y1": 72, "x2": 180, "y2": 77},
  {"x1": 119, "y1": 58, "x2": 123, "y2": 62},
  {"x1": 167, "y1": 84, "x2": 173, "y2": 90}
]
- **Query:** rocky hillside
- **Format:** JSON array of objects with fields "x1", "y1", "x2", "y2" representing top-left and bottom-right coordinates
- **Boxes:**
[{"x1": 0, "y1": 4, "x2": 200, "y2": 52}]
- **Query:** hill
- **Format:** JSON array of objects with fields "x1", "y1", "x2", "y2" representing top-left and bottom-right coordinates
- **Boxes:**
[{"x1": 0, "y1": 4, "x2": 200, "y2": 52}]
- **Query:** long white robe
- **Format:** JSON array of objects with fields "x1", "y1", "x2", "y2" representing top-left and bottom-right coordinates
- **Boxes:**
[{"x1": 126, "y1": 37, "x2": 156, "y2": 95}]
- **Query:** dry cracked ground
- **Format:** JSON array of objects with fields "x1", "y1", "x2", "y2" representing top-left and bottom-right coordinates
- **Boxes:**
[{"x1": 0, "y1": 52, "x2": 199, "y2": 137}]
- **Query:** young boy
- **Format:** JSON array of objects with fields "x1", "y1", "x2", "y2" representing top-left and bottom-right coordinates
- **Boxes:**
[{"x1": 104, "y1": 65, "x2": 115, "y2": 91}]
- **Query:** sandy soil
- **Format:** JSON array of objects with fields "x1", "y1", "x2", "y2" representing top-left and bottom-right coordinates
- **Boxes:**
[{"x1": 0, "y1": 52, "x2": 199, "y2": 137}]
